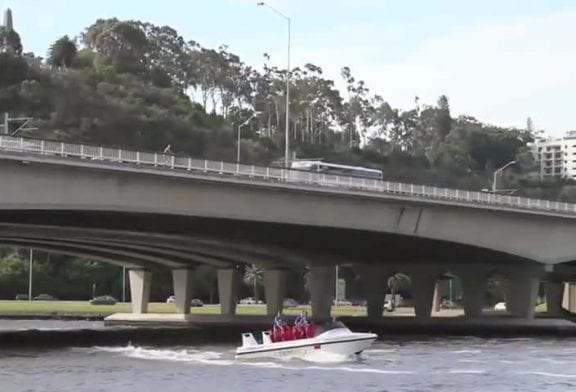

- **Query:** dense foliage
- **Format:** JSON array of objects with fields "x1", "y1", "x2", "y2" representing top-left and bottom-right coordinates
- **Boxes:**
[{"x1": 0, "y1": 18, "x2": 566, "y2": 301}]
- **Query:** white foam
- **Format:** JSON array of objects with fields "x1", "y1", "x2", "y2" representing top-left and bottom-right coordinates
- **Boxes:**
[
  {"x1": 96, "y1": 345, "x2": 233, "y2": 366},
  {"x1": 365, "y1": 349, "x2": 397, "y2": 354},
  {"x1": 523, "y1": 371, "x2": 576, "y2": 378},
  {"x1": 450, "y1": 350, "x2": 482, "y2": 354},
  {"x1": 93, "y1": 345, "x2": 414, "y2": 375},
  {"x1": 447, "y1": 369, "x2": 486, "y2": 374}
]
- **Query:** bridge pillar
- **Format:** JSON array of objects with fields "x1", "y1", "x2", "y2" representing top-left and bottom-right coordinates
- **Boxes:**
[
  {"x1": 562, "y1": 283, "x2": 576, "y2": 312},
  {"x1": 410, "y1": 272, "x2": 437, "y2": 320},
  {"x1": 545, "y1": 281, "x2": 564, "y2": 318},
  {"x1": 129, "y1": 269, "x2": 152, "y2": 314},
  {"x1": 218, "y1": 268, "x2": 241, "y2": 315},
  {"x1": 309, "y1": 265, "x2": 335, "y2": 321},
  {"x1": 459, "y1": 268, "x2": 488, "y2": 318},
  {"x1": 506, "y1": 271, "x2": 541, "y2": 319},
  {"x1": 264, "y1": 269, "x2": 287, "y2": 316},
  {"x1": 172, "y1": 268, "x2": 194, "y2": 314},
  {"x1": 358, "y1": 265, "x2": 389, "y2": 319}
]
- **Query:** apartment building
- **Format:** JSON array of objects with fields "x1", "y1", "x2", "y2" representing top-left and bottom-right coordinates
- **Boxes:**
[{"x1": 530, "y1": 131, "x2": 576, "y2": 178}]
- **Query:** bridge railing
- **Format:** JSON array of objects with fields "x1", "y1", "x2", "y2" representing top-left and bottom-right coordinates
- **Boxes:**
[{"x1": 0, "y1": 135, "x2": 575, "y2": 215}]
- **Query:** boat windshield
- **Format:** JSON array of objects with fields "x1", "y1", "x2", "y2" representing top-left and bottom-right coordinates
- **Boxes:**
[
  {"x1": 322, "y1": 321, "x2": 346, "y2": 330},
  {"x1": 312, "y1": 321, "x2": 346, "y2": 336}
]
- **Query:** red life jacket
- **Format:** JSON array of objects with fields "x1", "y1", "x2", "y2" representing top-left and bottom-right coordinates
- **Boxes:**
[{"x1": 282, "y1": 327, "x2": 294, "y2": 341}]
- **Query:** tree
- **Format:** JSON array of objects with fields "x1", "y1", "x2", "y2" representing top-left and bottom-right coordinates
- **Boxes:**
[
  {"x1": 526, "y1": 117, "x2": 534, "y2": 133},
  {"x1": 0, "y1": 26, "x2": 23, "y2": 55},
  {"x1": 435, "y1": 95, "x2": 452, "y2": 140},
  {"x1": 83, "y1": 19, "x2": 150, "y2": 75},
  {"x1": 243, "y1": 264, "x2": 263, "y2": 301},
  {"x1": 47, "y1": 36, "x2": 78, "y2": 69}
]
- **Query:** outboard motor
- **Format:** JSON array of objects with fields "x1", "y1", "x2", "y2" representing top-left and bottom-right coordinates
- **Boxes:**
[{"x1": 241, "y1": 333, "x2": 258, "y2": 348}]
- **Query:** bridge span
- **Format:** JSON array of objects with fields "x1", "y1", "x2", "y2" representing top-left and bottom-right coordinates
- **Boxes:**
[{"x1": 1, "y1": 136, "x2": 576, "y2": 322}]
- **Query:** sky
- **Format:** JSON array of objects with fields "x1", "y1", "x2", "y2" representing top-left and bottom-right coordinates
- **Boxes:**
[{"x1": 3, "y1": 0, "x2": 576, "y2": 136}]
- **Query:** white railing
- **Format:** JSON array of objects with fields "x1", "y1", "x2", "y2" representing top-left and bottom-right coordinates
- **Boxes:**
[{"x1": 1, "y1": 135, "x2": 575, "y2": 215}]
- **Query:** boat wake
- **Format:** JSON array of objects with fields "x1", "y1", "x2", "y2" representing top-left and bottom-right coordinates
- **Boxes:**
[
  {"x1": 92, "y1": 345, "x2": 412, "y2": 375},
  {"x1": 95, "y1": 345, "x2": 236, "y2": 366}
]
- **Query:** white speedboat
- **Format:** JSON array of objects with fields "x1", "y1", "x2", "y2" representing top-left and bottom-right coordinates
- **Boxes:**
[{"x1": 236, "y1": 321, "x2": 377, "y2": 362}]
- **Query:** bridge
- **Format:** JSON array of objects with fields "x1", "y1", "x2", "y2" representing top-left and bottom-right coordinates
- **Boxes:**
[{"x1": 1, "y1": 135, "x2": 576, "y2": 323}]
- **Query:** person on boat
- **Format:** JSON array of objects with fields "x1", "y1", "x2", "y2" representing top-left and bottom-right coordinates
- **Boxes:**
[
  {"x1": 293, "y1": 311, "x2": 310, "y2": 339},
  {"x1": 299, "y1": 311, "x2": 309, "y2": 327},
  {"x1": 274, "y1": 313, "x2": 285, "y2": 329},
  {"x1": 272, "y1": 313, "x2": 286, "y2": 342}
]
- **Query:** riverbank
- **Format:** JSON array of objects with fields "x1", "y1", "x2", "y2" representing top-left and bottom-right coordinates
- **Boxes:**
[
  {"x1": 1, "y1": 315, "x2": 576, "y2": 350},
  {"x1": 0, "y1": 301, "x2": 367, "y2": 318}
]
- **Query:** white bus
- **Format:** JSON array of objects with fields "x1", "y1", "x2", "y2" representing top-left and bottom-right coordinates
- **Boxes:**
[{"x1": 289, "y1": 160, "x2": 384, "y2": 181}]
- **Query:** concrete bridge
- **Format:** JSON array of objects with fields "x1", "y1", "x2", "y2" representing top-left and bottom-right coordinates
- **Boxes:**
[{"x1": 1, "y1": 136, "x2": 576, "y2": 322}]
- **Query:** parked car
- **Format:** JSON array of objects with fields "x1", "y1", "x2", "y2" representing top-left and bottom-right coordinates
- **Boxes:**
[
  {"x1": 240, "y1": 297, "x2": 256, "y2": 305},
  {"x1": 33, "y1": 294, "x2": 56, "y2": 301},
  {"x1": 166, "y1": 296, "x2": 204, "y2": 307},
  {"x1": 334, "y1": 299, "x2": 352, "y2": 306},
  {"x1": 283, "y1": 298, "x2": 299, "y2": 308},
  {"x1": 89, "y1": 295, "x2": 117, "y2": 305},
  {"x1": 494, "y1": 302, "x2": 506, "y2": 311},
  {"x1": 440, "y1": 299, "x2": 456, "y2": 309},
  {"x1": 191, "y1": 298, "x2": 204, "y2": 307},
  {"x1": 15, "y1": 294, "x2": 28, "y2": 301},
  {"x1": 384, "y1": 300, "x2": 394, "y2": 312}
]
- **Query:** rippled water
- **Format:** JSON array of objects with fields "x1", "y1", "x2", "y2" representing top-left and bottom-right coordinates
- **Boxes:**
[
  {"x1": 2, "y1": 335, "x2": 576, "y2": 392},
  {"x1": 0, "y1": 319, "x2": 106, "y2": 331}
]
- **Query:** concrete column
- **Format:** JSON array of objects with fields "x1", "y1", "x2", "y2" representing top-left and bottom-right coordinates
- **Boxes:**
[
  {"x1": 432, "y1": 282, "x2": 441, "y2": 313},
  {"x1": 562, "y1": 283, "x2": 576, "y2": 312},
  {"x1": 460, "y1": 273, "x2": 487, "y2": 318},
  {"x1": 410, "y1": 272, "x2": 437, "y2": 320},
  {"x1": 309, "y1": 265, "x2": 335, "y2": 321},
  {"x1": 172, "y1": 269, "x2": 193, "y2": 314},
  {"x1": 129, "y1": 269, "x2": 152, "y2": 314},
  {"x1": 506, "y1": 274, "x2": 540, "y2": 319},
  {"x1": 358, "y1": 265, "x2": 388, "y2": 319},
  {"x1": 264, "y1": 269, "x2": 287, "y2": 316},
  {"x1": 545, "y1": 281, "x2": 564, "y2": 317},
  {"x1": 217, "y1": 268, "x2": 240, "y2": 315}
]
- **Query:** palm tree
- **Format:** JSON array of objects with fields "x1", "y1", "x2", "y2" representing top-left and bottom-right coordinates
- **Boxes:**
[
  {"x1": 47, "y1": 36, "x2": 78, "y2": 70},
  {"x1": 387, "y1": 273, "x2": 411, "y2": 311},
  {"x1": 243, "y1": 264, "x2": 263, "y2": 301}
]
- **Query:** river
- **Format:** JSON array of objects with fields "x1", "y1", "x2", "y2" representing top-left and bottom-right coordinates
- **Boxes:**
[{"x1": 0, "y1": 321, "x2": 576, "y2": 391}]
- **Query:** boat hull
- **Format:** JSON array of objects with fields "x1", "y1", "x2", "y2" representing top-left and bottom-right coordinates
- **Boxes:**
[{"x1": 236, "y1": 329, "x2": 377, "y2": 362}]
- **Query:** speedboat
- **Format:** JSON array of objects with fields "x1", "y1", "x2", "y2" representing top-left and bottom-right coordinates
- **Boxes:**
[{"x1": 236, "y1": 321, "x2": 377, "y2": 362}]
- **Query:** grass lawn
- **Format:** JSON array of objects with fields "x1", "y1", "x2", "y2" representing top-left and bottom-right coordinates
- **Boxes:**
[
  {"x1": 535, "y1": 303, "x2": 547, "y2": 313},
  {"x1": 0, "y1": 301, "x2": 368, "y2": 317},
  {"x1": 0, "y1": 301, "x2": 548, "y2": 317}
]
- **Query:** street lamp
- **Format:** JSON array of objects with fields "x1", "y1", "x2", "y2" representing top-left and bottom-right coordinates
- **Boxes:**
[
  {"x1": 237, "y1": 112, "x2": 260, "y2": 163},
  {"x1": 28, "y1": 249, "x2": 33, "y2": 301},
  {"x1": 257, "y1": 1, "x2": 291, "y2": 168},
  {"x1": 492, "y1": 160, "x2": 516, "y2": 193}
]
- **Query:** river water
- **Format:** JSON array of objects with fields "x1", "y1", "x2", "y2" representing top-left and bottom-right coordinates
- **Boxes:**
[{"x1": 1, "y1": 321, "x2": 576, "y2": 391}]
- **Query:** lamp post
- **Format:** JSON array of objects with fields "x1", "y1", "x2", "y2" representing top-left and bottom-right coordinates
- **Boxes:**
[
  {"x1": 335, "y1": 264, "x2": 339, "y2": 307},
  {"x1": 257, "y1": 1, "x2": 291, "y2": 168},
  {"x1": 237, "y1": 112, "x2": 260, "y2": 163},
  {"x1": 122, "y1": 265, "x2": 126, "y2": 303},
  {"x1": 492, "y1": 160, "x2": 516, "y2": 193},
  {"x1": 28, "y1": 249, "x2": 33, "y2": 301}
]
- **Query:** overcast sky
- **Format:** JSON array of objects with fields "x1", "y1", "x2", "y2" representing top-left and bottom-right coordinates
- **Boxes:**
[{"x1": 4, "y1": 0, "x2": 576, "y2": 136}]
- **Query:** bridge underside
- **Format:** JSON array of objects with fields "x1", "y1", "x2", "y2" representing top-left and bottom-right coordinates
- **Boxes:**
[{"x1": 0, "y1": 210, "x2": 574, "y2": 321}]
